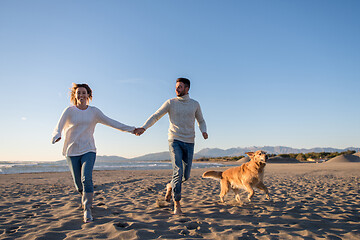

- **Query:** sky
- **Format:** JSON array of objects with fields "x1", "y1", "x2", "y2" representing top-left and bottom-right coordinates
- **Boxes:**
[{"x1": 0, "y1": 0, "x2": 359, "y2": 161}]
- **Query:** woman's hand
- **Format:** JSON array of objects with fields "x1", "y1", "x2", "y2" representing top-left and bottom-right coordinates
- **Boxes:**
[{"x1": 134, "y1": 128, "x2": 145, "y2": 136}]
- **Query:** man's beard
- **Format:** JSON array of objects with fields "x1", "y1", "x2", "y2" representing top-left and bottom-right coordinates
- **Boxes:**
[{"x1": 177, "y1": 91, "x2": 186, "y2": 97}]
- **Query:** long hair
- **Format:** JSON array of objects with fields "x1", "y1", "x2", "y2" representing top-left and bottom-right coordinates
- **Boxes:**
[{"x1": 70, "y1": 83, "x2": 93, "y2": 105}]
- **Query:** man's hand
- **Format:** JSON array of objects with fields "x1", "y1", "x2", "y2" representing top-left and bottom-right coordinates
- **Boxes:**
[
  {"x1": 134, "y1": 128, "x2": 146, "y2": 136},
  {"x1": 202, "y1": 132, "x2": 208, "y2": 139}
]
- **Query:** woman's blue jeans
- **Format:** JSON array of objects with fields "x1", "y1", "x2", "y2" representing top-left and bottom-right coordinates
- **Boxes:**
[
  {"x1": 168, "y1": 140, "x2": 195, "y2": 201},
  {"x1": 66, "y1": 152, "x2": 96, "y2": 193}
]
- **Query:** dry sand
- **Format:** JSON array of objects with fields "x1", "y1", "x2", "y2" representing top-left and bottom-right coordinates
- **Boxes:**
[{"x1": 0, "y1": 163, "x2": 359, "y2": 240}]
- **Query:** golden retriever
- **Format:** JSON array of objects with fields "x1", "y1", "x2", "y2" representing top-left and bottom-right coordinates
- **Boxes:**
[{"x1": 202, "y1": 150, "x2": 270, "y2": 203}]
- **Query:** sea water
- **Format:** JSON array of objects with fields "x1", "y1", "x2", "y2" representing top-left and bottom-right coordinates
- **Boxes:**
[{"x1": 0, "y1": 160, "x2": 227, "y2": 174}]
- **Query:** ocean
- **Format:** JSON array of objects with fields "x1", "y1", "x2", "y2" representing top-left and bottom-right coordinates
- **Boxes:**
[{"x1": 0, "y1": 160, "x2": 228, "y2": 174}]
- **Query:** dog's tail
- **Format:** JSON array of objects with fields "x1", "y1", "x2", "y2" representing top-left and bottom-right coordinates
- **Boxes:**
[{"x1": 202, "y1": 171, "x2": 223, "y2": 180}]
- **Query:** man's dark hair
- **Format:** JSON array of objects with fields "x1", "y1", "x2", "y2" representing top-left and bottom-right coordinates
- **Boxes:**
[{"x1": 176, "y1": 78, "x2": 190, "y2": 89}]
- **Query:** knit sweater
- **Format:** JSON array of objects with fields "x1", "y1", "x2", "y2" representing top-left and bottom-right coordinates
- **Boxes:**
[
  {"x1": 52, "y1": 106, "x2": 135, "y2": 157},
  {"x1": 141, "y1": 94, "x2": 207, "y2": 143}
]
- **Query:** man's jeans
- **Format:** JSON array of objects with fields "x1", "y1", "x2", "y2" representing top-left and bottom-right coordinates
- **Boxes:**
[
  {"x1": 168, "y1": 140, "x2": 195, "y2": 201},
  {"x1": 66, "y1": 152, "x2": 96, "y2": 193}
]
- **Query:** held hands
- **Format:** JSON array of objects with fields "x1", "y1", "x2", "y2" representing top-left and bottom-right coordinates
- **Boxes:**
[
  {"x1": 134, "y1": 128, "x2": 146, "y2": 136},
  {"x1": 133, "y1": 128, "x2": 206, "y2": 139}
]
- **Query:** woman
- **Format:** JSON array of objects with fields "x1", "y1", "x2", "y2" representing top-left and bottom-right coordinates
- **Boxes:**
[{"x1": 52, "y1": 83, "x2": 136, "y2": 223}]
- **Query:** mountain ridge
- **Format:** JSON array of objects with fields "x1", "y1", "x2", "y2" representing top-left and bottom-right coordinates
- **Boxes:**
[
  {"x1": 195, "y1": 146, "x2": 359, "y2": 158},
  {"x1": 96, "y1": 146, "x2": 359, "y2": 161}
]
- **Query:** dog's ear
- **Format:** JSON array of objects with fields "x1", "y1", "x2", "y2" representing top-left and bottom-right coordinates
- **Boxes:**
[{"x1": 246, "y1": 152, "x2": 254, "y2": 158}]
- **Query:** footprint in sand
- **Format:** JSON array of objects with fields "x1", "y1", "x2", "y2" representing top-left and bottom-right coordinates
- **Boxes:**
[
  {"x1": 178, "y1": 218, "x2": 191, "y2": 223},
  {"x1": 31, "y1": 203, "x2": 43, "y2": 208},
  {"x1": 113, "y1": 221, "x2": 129, "y2": 229},
  {"x1": 19, "y1": 213, "x2": 35, "y2": 219},
  {"x1": 186, "y1": 221, "x2": 200, "y2": 230},
  {"x1": 156, "y1": 198, "x2": 169, "y2": 208},
  {"x1": 180, "y1": 229, "x2": 190, "y2": 235},
  {"x1": 5, "y1": 225, "x2": 21, "y2": 234},
  {"x1": 111, "y1": 210, "x2": 122, "y2": 216}
]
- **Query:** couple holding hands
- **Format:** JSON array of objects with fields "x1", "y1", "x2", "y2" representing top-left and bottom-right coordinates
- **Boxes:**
[{"x1": 52, "y1": 78, "x2": 208, "y2": 223}]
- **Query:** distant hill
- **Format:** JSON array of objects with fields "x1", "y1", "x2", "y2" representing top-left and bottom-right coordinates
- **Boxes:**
[
  {"x1": 196, "y1": 146, "x2": 359, "y2": 158},
  {"x1": 96, "y1": 155, "x2": 128, "y2": 162},
  {"x1": 131, "y1": 151, "x2": 170, "y2": 161},
  {"x1": 51, "y1": 146, "x2": 358, "y2": 163}
]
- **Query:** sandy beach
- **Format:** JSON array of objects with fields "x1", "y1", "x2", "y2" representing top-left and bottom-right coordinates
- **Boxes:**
[{"x1": 0, "y1": 162, "x2": 359, "y2": 240}]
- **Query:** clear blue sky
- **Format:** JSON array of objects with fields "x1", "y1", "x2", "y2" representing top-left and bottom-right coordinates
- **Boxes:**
[{"x1": 1, "y1": 0, "x2": 359, "y2": 161}]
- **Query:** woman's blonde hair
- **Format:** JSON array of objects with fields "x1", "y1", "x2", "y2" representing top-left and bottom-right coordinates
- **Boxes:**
[{"x1": 70, "y1": 83, "x2": 93, "y2": 105}]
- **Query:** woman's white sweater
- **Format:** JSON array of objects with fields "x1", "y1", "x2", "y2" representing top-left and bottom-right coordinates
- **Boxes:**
[{"x1": 52, "y1": 106, "x2": 135, "y2": 157}]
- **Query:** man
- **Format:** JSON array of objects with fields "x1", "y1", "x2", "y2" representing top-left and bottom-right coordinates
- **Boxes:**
[{"x1": 135, "y1": 78, "x2": 208, "y2": 215}]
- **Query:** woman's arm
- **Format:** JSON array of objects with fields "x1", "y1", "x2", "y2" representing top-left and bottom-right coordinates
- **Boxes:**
[
  {"x1": 52, "y1": 108, "x2": 69, "y2": 144},
  {"x1": 96, "y1": 108, "x2": 136, "y2": 133}
]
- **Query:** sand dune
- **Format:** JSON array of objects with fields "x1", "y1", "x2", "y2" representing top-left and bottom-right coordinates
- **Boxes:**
[
  {"x1": 326, "y1": 154, "x2": 360, "y2": 163},
  {"x1": 0, "y1": 163, "x2": 359, "y2": 239},
  {"x1": 353, "y1": 152, "x2": 360, "y2": 157},
  {"x1": 236, "y1": 156, "x2": 250, "y2": 163}
]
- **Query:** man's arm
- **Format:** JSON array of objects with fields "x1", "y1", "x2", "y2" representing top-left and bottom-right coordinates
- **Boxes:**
[
  {"x1": 135, "y1": 100, "x2": 170, "y2": 136},
  {"x1": 202, "y1": 132, "x2": 208, "y2": 139},
  {"x1": 195, "y1": 103, "x2": 208, "y2": 139}
]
